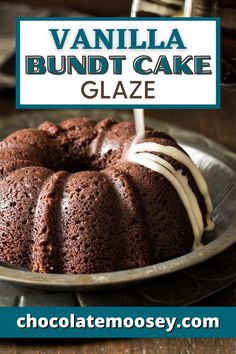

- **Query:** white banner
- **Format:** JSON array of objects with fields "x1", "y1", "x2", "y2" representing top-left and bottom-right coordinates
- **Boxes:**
[{"x1": 16, "y1": 18, "x2": 220, "y2": 108}]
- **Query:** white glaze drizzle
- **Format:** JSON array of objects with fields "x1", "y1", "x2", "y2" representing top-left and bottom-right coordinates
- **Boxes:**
[
  {"x1": 127, "y1": 110, "x2": 214, "y2": 249},
  {"x1": 129, "y1": 142, "x2": 214, "y2": 230},
  {"x1": 133, "y1": 109, "x2": 145, "y2": 139}
]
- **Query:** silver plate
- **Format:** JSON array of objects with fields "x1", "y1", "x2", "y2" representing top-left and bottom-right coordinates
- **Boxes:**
[{"x1": 0, "y1": 110, "x2": 235, "y2": 290}]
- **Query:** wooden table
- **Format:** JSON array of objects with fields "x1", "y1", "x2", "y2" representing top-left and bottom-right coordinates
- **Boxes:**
[{"x1": 0, "y1": 87, "x2": 235, "y2": 353}]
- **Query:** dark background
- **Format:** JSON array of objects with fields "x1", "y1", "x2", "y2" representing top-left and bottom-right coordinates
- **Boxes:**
[{"x1": 0, "y1": 0, "x2": 133, "y2": 16}]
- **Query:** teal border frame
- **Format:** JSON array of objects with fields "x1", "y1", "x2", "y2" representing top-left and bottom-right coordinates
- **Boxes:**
[{"x1": 16, "y1": 17, "x2": 221, "y2": 110}]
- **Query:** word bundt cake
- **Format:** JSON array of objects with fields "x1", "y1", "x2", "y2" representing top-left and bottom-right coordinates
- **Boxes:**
[{"x1": 0, "y1": 117, "x2": 214, "y2": 274}]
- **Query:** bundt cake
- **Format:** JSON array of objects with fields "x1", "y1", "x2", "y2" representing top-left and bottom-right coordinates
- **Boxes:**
[{"x1": 0, "y1": 117, "x2": 214, "y2": 274}]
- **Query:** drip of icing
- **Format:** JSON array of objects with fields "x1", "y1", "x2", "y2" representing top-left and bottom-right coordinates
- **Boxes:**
[
  {"x1": 129, "y1": 153, "x2": 203, "y2": 248},
  {"x1": 135, "y1": 152, "x2": 204, "y2": 237},
  {"x1": 128, "y1": 110, "x2": 214, "y2": 249},
  {"x1": 129, "y1": 142, "x2": 214, "y2": 232},
  {"x1": 133, "y1": 109, "x2": 145, "y2": 140}
]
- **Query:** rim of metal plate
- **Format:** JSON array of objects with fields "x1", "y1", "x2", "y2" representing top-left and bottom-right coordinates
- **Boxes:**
[{"x1": 0, "y1": 115, "x2": 235, "y2": 290}]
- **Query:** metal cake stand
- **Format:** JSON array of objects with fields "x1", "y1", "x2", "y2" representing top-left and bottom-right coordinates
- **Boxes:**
[{"x1": 0, "y1": 110, "x2": 235, "y2": 306}]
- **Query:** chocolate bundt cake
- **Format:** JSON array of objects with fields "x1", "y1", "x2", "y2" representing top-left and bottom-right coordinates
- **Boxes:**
[{"x1": 0, "y1": 118, "x2": 214, "y2": 274}]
